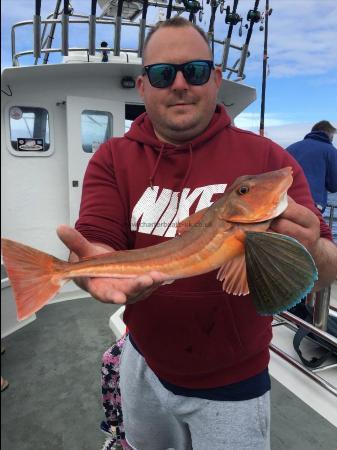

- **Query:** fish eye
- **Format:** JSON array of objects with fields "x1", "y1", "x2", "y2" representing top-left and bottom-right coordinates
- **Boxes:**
[{"x1": 237, "y1": 185, "x2": 250, "y2": 195}]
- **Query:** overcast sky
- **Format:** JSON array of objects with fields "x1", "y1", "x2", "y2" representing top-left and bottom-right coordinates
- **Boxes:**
[{"x1": 1, "y1": 0, "x2": 337, "y2": 147}]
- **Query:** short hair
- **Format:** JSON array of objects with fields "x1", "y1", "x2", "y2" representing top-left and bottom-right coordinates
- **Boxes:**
[
  {"x1": 142, "y1": 17, "x2": 212, "y2": 63},
  {"x1": 311, "y1": 120, "x2": 336, "y2": 135}
]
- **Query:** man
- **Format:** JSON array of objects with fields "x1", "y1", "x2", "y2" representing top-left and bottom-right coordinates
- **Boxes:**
[
  {"x1": 287, "y1": 120, "x2": 337, "y2": 213},
  {"x1": 58, "y1": 18, "x2": 337, "y2": 450}
]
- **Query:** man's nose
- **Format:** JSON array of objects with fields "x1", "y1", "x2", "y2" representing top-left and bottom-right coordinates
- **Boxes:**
[{"x1": 171, "y1": 70, "x2": 189, "y2": 90}]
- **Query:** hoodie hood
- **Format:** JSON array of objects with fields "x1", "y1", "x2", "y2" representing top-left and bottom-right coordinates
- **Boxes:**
[
  {"x1": 125, "y1": 103, "x2": 231, "y2": 150},
  {"x1": 125, "y1": 104, "x2": 232, "y2": 189},
  {"x1": 304, "y1": 130, "x2": 332, "y2": 144}
]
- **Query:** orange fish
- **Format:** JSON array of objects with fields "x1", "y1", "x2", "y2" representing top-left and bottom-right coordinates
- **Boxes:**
[{"x1": 1, "y1": 167, "x2": 317, "y2": 320}]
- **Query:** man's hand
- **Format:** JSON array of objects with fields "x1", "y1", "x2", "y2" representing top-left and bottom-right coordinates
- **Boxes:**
[
  {"x1": 270, "y1": 197, "x2": 320, "y2": 256},
  {"x1": 270, "y1": 197, "x2": 337, "y2": 290},
  {"x1": 57, "y1": 224, "x2": 165, "y2": 305}
]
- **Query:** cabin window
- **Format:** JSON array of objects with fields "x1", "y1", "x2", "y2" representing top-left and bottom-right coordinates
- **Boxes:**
[
  {"x1": 125, "y1": 103, "x2": 145, "y2": 132},
  {"x1": 81, "y1": 110, "x2": 113, "y2": 153},
  {"x1": 9, "y1": 106, "x2": 50, "y2": 152}
]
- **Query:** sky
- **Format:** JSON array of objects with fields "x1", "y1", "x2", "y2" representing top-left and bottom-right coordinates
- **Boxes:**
[{"x1": 1, "y1": 0, "x2": 337, "y2": 147}]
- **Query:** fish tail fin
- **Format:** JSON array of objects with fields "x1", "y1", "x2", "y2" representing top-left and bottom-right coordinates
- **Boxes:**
[
  {"x1": 245, "y1": 231, "x2": 318, "y2": 315},
  {"x1": 1, "y1": 238, "x2": 68, "y2": 320}
]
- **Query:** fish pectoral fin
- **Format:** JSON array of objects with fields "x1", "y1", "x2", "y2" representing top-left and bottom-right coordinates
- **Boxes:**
[
  {"x1": 245, "y1": 231, "x2": 318, "y2": 315},
  {"x1": 176, "y1": 208, "x2": 208, "y2": 236},
  {"x1": 216, "y1": 255, "x2": 250, "y2": 296}
]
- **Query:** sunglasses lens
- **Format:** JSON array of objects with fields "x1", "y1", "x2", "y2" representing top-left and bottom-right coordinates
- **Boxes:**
[
  {"x1": 147, "y1": 64, "x2": 175, "y2": 88},
  {"x1": 145, "y1": 61, "x2": 213, "y2": 88},
  {"x1": 184, "y1": 61, "x2": 211, "y2": 85}
]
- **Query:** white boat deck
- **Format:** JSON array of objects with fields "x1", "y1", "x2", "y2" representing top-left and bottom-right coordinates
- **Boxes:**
[{"x1": 270, "y1": 281, "x2": 337, "y2": 427}]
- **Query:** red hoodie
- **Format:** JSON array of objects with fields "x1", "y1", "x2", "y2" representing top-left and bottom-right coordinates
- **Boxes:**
[{"x1": 76, "y1": 104, "x2": 331, "y2": 388}]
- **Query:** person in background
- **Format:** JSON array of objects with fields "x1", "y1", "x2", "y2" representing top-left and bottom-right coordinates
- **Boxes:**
[
  {"x1": 287, "y1": 120, "x2": 337, "y2": 213},
  {"x1": 57, "y1": 18, "x2": 337, "y2": 450}
]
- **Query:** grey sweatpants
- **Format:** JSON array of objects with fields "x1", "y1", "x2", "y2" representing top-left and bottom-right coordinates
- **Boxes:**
[{"x1": 120, "y1": 336, "x2": 270, "y2": 450}]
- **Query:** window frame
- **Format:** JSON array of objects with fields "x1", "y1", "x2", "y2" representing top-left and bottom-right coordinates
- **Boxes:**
[
  {"x1": 5, "y1": 103, "x2": 54, "y2": 157},
  {"x1": 81, "y1": 109, "x2": 113, "y2": 153}
]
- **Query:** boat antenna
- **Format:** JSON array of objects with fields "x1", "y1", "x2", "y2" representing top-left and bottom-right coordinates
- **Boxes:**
[{"x1": 259, "y1": 0, "x2": 272, "y2": 137}]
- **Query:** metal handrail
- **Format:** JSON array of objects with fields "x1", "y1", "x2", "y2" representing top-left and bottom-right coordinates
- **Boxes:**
[
  {"x1": 277, "y1": 312, "x2": 337, "y2": 347},
  {"x1": 270, "y1": 342, "x2": 337, "y2": 397},
  {"x1": 271, "y1": 313, "x2": 337, "y2": 396},
  {"x1": 270, "y1": 203, "x2": 336, "y2": 384},
  {"x1": 311, "y1": 201, "x2": 337, "y2": 330},
  {"x1": 10, "y1": 12, "x2": 249, "y2": 76},
  {"x1": 11, "y1": 17, "x2": 147, "y2": 66}
]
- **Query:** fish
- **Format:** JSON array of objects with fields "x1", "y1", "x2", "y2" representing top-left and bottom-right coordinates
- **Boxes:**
[{"x1": 1, "y1": 167, "x2": 317, "y2": 321}]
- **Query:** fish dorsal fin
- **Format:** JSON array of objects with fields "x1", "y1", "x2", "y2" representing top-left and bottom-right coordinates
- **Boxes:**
[
  {"x1": 176, "y1": 207, "x2": 208, "y2": 236},
  {"x1": 216, "y1": 255, "x2": 250, "y2": 296},
  {"x1": 245, "y1": 231, "x2": 318, "y2": 315}
]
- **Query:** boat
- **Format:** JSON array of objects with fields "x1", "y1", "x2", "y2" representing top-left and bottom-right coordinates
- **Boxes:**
[{"x1": 1, "y1": 1, "x2": 336, "y2": 448}]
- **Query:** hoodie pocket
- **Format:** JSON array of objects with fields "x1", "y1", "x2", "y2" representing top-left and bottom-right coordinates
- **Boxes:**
[{"x1": 128, "y1": 290, "x2": 246, "y2": 378}]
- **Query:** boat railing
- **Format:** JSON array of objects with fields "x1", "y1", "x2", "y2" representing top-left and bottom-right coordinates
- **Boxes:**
[
  {"x1": 271, "y1": 312, "x2": 337, "y2": 398},
  {"x1": 271, "y1": 201, "x2": 337, "y2": 396},
  {"x1": 313, "y1": 201, "x2": 337, "y2": 330},
  {"x1": 11, "y1": 15, "x2": 149, "y2": 66},
  {"x1": 9, "y1": 2, "x2": 260, "y2": 82}
]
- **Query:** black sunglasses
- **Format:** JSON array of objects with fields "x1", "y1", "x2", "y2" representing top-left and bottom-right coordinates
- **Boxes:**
[{"x1": 142, "y1": 60, "x2": 214, "y2": 88}]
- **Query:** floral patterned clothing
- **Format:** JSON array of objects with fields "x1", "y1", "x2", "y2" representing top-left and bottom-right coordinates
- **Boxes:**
[{"x1": 100, "y1": 335, "x2": 131, "y2": 450}]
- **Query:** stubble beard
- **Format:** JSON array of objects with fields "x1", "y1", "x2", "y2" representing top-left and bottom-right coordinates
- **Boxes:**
[{"x1": 156, "y1": 109, "x2": 206, "y2": 142}]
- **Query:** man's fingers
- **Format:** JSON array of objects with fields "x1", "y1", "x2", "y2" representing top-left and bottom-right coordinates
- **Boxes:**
[
  {"x1": 57, "y1": 224, "x2": 94, "y2": 257},
  {"x1": 126, "y1": 274, "x2": 157, "y2": 294},
  {"x1": 87, "y1": 273, "x2": 166, "y2": 304}
]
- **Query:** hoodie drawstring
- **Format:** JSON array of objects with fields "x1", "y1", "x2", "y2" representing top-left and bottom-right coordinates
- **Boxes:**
[
  {"x1": 149, "y1": 143, "x2": 193, "y2": 192},
  {"x1": 149, "y1": 144, "x2": 165, "y2": 189},
  {"x1": 180, "y1": 143, "x2": 193, "y2": 192}
]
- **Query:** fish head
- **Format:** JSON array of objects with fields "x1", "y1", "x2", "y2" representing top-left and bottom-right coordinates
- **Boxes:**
[{"x1": 220, "y1": 167, "x2": 293, "y2": 223}]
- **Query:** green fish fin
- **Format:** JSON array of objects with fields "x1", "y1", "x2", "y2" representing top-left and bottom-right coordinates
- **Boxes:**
[
  {"x1": 245, "y1": 231, "x2": 318, "y2": 315},
  {"x1": 217, "y1": 255, "x2": 250, "y2": 296}
]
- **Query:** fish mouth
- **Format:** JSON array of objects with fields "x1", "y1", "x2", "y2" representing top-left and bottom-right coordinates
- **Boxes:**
[{"x1": 270, "y1": 191, "x2": 289, "y2": 219}]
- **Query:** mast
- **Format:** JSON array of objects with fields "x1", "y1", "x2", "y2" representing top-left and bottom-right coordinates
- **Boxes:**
[{"x1": 259, "y1": 0, "x2": 271, "y2": 137}]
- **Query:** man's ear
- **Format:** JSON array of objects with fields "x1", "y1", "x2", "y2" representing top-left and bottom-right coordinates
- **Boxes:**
[
  {"x1": 214, "y1": 65, "x2": 223, "y2": 88},
  {"x1": 136, "y1": 75, "x2": 145, "y2": 98}
]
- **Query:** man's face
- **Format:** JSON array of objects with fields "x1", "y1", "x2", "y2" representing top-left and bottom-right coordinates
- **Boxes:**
[{"x1": 136, "y1": 26, "x2": 222, "y2": 145}]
